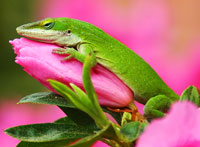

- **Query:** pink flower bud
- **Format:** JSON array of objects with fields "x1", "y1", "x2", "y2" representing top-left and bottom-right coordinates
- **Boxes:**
[{"x1": 10, "y1": 38, "x2": 133, "y2": 107}]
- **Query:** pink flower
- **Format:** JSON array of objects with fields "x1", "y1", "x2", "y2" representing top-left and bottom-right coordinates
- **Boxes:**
[
  {"x1": 137, "y1": 101, "x2": 200, "y2": 147},
  {"x1": 10, "y1": 38, "x2": 133, "y2": 107}
]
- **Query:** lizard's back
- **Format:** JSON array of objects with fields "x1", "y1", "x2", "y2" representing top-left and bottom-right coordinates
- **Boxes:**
[{"x1": 84, "y1": 32, "x2": 178, "y2": 104}]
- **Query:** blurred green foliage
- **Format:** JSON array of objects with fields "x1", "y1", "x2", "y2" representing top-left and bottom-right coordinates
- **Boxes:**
[{"x1": 0, "y1": 0, "x2": 46, "y2": 98}]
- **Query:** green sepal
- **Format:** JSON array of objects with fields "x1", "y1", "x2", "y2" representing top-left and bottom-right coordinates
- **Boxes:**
[
  {"x1": 120, "y1": 121, "x2": 147, "y2": 142},
  {"x1": 180, "y1": 85, "x2": 199, "y2": 106},
  {"x1": 4, "y1": 123, "x2": 98, "y2": 142},
  {"x1": 48, "y1": 79, "x2": 90, "y2": 113},
  {"x1": 47, "y1": 80, "x2": 84, "y2": 109},
  {"x1": 121, "y1": 112, "x2": 132, "y2": 126},
  {"x1": 48, "y1": 79, "x2": 105, "y2": 127}
]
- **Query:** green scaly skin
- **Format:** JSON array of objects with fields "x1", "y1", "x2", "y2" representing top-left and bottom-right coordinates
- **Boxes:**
[{"x1": 16, "y1": 17, "x2": 179, "y2": 119}]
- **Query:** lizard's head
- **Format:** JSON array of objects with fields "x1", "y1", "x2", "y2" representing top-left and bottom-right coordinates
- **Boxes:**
[{"x1": 16, "y1": 18, "x2": 82, "y2": 47}]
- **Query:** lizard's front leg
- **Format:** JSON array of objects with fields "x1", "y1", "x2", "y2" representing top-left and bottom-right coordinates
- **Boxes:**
[
  {"x1": 52, "y1": 47, "x2": 85, "y2": 62},
  {"x1": 52, "y1": 44, "x2": 97, "y2": 66}
]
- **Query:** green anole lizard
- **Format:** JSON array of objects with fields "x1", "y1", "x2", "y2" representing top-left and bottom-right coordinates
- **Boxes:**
[{"x1": 16, "y1": 18, "x2": 179, "y2": 119}]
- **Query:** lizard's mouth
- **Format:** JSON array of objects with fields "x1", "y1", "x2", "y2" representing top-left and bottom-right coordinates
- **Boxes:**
[
  {"x1": 16, "y1": 26, "x2": 58, "y2": 43},
  {"x1": 16, "y1": 23, "x2": 82, "y2": 48},
  {"x1": 17, "y1": 32, "x2": 79, "y2": 50}
]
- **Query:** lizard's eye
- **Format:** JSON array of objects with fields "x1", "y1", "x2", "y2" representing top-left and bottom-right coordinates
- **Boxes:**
[
  {"x1": 43, "y1": 22, "x2": 55, "y2": 30},
  {"x1": 41, "y1": 19, "x2": 55, "y2": 30}
]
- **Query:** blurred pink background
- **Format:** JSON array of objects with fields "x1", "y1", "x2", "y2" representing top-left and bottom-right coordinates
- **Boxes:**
[{"x1": 1, "y1": 0, "x2": 200, "y2": 146}]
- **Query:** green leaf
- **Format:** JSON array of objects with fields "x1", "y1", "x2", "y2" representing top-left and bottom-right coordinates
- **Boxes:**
[
  {"x1": 18, "y1": 92, "x2": 74, "y2": 108},
  {"x1": 54, "y1": 117, "x2": 77, "y2": 125},
  {"x1": 120, "y1": 121, "x2": 147, "y2": 142},
  {"x1": 5, "y1": 123, "x2": 98, "y2": 142},
  {"x1": 70, "y1": 124, "x2": 111, "y2": 147},
  {"x1": 17, "y1": 139, "x2": 76, "y2": 147},
  {"x1": 16, "y1": 121, "x2": 114, "y2": 147},
  {"x1": 17, "y1": 91, "x2": 120, "y2": 127},
  {"x1": 59, "y1": 107, "x2": 95, "y2": 126},
  {"x1": 18, "y1": 91, "x2": 95, "y2": 126},
  {"x1": 180, "y1": 86, "x2": 199, "y2": 106}
]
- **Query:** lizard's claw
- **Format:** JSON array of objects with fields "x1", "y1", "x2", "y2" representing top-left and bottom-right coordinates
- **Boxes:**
[
  {"x1": 61, "y1": 55, "x2": 73, "y2": 61},
  {"x1": 52, "y1": 48, "x2": 68, "y2": 54},
  {"x1": 52, "y1": 47, "x2": 87, "y2": 63},
  {"x1": 52, "y1": 48, "x2": 75, "y2": 61}
]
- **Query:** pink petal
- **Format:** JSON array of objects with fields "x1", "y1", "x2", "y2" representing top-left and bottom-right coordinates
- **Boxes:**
[
  {"x1": 137, "y1": 101, "x2": 200, "y2": 147},
  {"x1": 10, "y1": 38, "x2": 133, "y2": 107}
]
